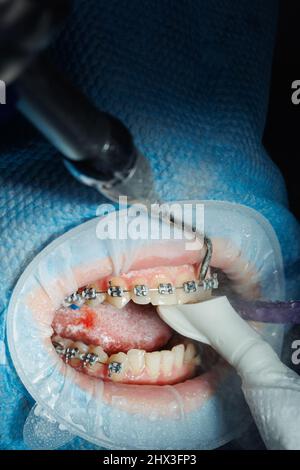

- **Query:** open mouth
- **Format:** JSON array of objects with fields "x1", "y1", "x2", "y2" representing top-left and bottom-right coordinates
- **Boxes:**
[
  {"x1": 51, "y1": 263, "x2": 217, "y2": 386},
  {"x1": 50, "y1": 241, "x2": 257, "y2": 389},
  {"x1": 24, "y1": 213, "x2": 264, "y2": 422}
]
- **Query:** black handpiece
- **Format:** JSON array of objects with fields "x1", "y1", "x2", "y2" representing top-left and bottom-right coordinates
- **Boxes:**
[
  {"x1": 0, "y1": 0, "x2": 70, "y2": 83},
  {"x1": 0, "y1": 0, "x2": 155, "y2": 203},
  {"x1": 16, "y1": 57, "x2": 138, "y2": 184}
]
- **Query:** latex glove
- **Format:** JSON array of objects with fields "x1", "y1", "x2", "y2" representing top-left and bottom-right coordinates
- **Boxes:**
[{"x1": 159, "y1": 297, "x2": 300, "y2": 450}]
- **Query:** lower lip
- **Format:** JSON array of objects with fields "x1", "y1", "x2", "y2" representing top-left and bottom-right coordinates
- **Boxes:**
[
  {"x1": 101, "y1": 360, "x2": 229, "y2": 416},
  {"x1": 44, "y1": 334, "x2": 230, "y2": 417}
]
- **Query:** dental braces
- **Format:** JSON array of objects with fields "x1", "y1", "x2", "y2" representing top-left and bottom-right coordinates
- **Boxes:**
[
  {"x1": 62, "y1": 236, "x2": 217, "y2": 308},
  {"x1": 62, "y1": 273, "x2": 219, "y2": 307},
  {"x1": 52, "y1": 339, "x2": 122, "y2": 376}
]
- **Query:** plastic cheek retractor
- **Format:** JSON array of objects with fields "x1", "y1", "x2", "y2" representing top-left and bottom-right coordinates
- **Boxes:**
[{"x1": 6, "y1": 201, "x2": 286, "y2": 450}]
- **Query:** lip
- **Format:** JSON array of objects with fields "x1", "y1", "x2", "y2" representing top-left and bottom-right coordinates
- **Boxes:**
[{"x1": 7, "y1": 203, "x2": 285, "y2": 449}]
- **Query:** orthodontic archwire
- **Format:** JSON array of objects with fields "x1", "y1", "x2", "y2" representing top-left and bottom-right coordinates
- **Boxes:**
[
  {"x1": 62, "y1": 237, "x2": 218, "y2": 309},
  {"x1": 167, "y1": 211, "x2": 212, "y2": 281},
  {"x1": 56, "y1": 236, "x2": 217, "y2": 376},
  {"x1": 52, "y1": 338, "x2": 122, "y2": 377},
  {"x1": 199, "y1": 236, "x2": 213, "y2": 280}
]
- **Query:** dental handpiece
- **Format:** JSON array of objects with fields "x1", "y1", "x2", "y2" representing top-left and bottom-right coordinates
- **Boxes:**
[
  {"x1": 0, "y1": 0, "x2": 157, "y2": 204},
  {"x1": 16, "y1": 57, "x2": 156, "y2": 204}
]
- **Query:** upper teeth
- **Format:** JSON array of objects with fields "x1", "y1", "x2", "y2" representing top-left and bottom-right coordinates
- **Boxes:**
[{"x1": 62, "y1": 274, "x2": 218, "y2": 307}]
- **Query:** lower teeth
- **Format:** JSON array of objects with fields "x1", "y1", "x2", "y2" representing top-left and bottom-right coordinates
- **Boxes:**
[{"x1": 52, "y1": 336, "x2": 201, "y2": 382}]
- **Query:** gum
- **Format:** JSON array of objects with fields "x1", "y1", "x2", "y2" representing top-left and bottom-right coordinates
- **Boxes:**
[
  {"x1": 70, "y1": 352, "x2": 199, "y2": 386},
  {"x1": 96, "y1": 263, "x2": 197, "y2": 290}
]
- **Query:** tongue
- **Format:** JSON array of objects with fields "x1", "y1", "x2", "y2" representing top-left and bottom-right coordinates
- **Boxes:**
[{"x1": 52, "y1": 301, "x2": 173, "y2": 354}]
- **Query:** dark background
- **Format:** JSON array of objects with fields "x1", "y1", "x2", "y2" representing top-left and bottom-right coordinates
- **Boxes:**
[
  {"x1": 261, "y1": 0, "x2": 300, "y2": 451},
  {"x1": 264, "y1": 0, "x2": 300, "y2": 221}
]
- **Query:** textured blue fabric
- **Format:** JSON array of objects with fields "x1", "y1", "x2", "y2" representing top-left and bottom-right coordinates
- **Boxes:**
[{"x1": 0, "y1": 0, "x2": 299, "y2": 450}]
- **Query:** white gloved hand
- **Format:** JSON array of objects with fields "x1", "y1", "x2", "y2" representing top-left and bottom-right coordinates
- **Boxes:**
[{"x1": 158, "y1": 297, "x2": 300, "y2": 450}]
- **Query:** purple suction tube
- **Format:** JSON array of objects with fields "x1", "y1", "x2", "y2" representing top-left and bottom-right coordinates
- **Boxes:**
[{"x1": 231, "y1": 300, "x2": 300, "y2": 324}]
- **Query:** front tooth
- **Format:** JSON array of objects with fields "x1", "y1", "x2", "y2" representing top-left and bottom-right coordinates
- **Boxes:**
[
  {"x1": 184, "y1": 343, "x2": 197, "y2": 363},
  {"x1": 150, "y1": 277, "x2": 177, "y2": 306},
  {"x1": 145, "y1": 351, "x2": 161, "y2": 379},
  {"x1": 106, "y1": 277, "x2": 130, "y2": 309},
  {"x1": 161, "y1": 350, "x2": 174, "y2": 376},
  {"x1": 172, "y1": 344, "x2": 184, "y2": 368},
  {"x1": 127, "y1": 349, "x2": 145, "y2": 375},
  {"x1": 131, "y1": 278, "x2": 151, "y2": 305},
  {"x1": 89, "y1": 345, "x2": 108, "y2": 364},
  {"x1": 108, "y1": 352, "x2": 128, "y2": 380}
]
